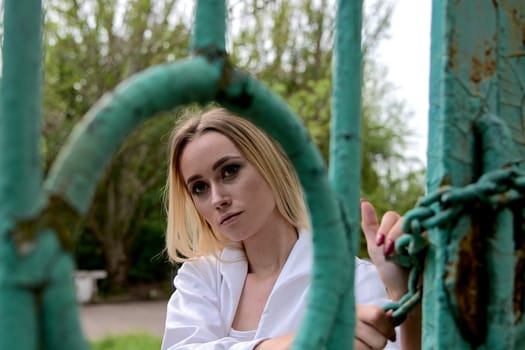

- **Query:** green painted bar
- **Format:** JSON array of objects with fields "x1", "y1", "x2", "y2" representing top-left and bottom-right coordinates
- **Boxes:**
[
  {"x1": 221, "y1": 76, "x2": 352, "y2": 349},
  {"x1": 0, "y1": 0, "x2": 43, "y2": 349},
  {"x1": 47, "y1": 50, "x2": 351, "y2": 348},
  {"x1": 425, "y1": 0, "x2": 525, "y2": 348},
  {"x1": 476, "y1": 115, "x2": 519, "y2": 349},
  {"x1": 45, "y1": 57, "x2": 222, "y2": 214},
  {"x1": 3, "y1": 0, "x2": 525, "y2": 348},
  {"x1": 424, "y1": 1, "x2": 445, "y2": 347},
  {"x1": 38, "y1": 229, "x2": 88, "y2": 350},
  {"x1": 47, "y1": 1, "x2": 354, "y2": 345},
  {"x1": 326, "y1": 0, "x2": 363, "y2": 348},
  {"x1": 190, "y1": 0, "x2": 226, "y2": 53},
  {"x1": 0, "y1": 0, "x2": 44, "y2": 222},
  {"x1": 0, "y1": 1, "x2": 90, "y2": 349}
]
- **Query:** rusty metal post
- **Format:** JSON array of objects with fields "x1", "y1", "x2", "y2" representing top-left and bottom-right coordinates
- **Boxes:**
[{"x1": 424, "y1": 0, "x2": 525, "y2": 348}]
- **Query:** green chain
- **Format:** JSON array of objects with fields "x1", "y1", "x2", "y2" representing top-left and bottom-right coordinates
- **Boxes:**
[{"x1": 384, "y1": 164, "x2": 525, "y2": 326}]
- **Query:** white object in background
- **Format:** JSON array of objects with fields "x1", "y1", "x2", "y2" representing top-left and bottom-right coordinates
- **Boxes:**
[{"x1": 75, "y1": 270, "x2": 108, "y2": 303}]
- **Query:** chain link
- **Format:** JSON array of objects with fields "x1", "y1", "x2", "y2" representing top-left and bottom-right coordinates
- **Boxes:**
[{"x1": 384, "y1": 164, "x2": 525, "y2": 326}]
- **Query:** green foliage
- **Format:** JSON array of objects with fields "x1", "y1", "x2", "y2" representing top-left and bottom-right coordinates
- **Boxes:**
[
  {"x1": 127, "y1": 190, "x2": 171, "y2": 283},
  {"x1": 229, "y1": 0, "x2": 425, "y2": 212},
  {"x1": 75, "y1": 188, "x2": 172, "y2": 290},
  {"x1": 43, "y1": 0, "x2": 191, "y2": 167},
  {"x1": 227, "y1": 0, "x2": 425, "y2": 258},
  {"x1": 43, "y1": 0, "x2": 425, "y2": 289},
  {"x1": 42, "y1": 0, "x2": 191, "y2": 289},
  {"x1": 91, "y1": 333, "x2": 162, "y2": 350}
]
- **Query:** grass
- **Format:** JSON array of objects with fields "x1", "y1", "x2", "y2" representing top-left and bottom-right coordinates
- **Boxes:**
[{"x1": 91, "y1": 333, "x2": 162, "y2": 350}]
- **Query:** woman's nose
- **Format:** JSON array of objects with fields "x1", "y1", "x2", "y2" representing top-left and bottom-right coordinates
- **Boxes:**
[{"x1": 211, "y1": 184, "x2": 230, "y2": 208}]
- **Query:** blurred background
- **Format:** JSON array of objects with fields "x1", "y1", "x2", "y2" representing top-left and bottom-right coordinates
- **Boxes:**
[{"x1": 23, "y1": 0, "x2": 430, "y2": 348}]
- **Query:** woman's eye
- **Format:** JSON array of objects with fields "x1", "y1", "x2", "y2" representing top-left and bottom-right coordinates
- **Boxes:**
[
  {"x1": 191, "y1": 181, "x2": 208, "y2": 195},
  {"x1": 222, "y1": 164, "x2": 240, "y2": 179}
]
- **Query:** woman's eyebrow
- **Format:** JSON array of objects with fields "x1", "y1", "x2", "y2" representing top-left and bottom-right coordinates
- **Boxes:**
[
  {"x1": 185, "y1": 155, "x2": 242, "y2": 186},
  {"x1": 212, "y1": 155, "x2": 242, "y2": 171},
  {"x1": 185, "y1": 174, "x2": 202, "y2": 186}
]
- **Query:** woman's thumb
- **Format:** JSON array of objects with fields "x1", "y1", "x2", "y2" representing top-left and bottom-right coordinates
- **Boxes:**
[{"x1": 360, "y1": 199, "x2": 379, "y2": 241}]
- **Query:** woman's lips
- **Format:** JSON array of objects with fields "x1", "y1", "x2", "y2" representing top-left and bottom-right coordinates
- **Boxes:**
[{"x1": 220, "y1": 212, "x2": 242, "y2": 225}]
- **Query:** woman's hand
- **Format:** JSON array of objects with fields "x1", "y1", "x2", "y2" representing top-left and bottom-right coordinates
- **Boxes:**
[
  {"x1": 360, "y1": 199, "x2": 409, "y2": 301},
  {"x1": 254, "y1": 333, "x2": 294, "y2": 350},
  {"x1": 354, "y1": 304, "x2": 396, "y2": 350},
  {"x1": 361, "y1": 199, "x2": 423, "y2": 349}
]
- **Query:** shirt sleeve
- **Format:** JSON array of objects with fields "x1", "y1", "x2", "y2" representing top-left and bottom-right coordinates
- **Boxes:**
[
  {"x1": 354, "y1": 258, "x2": 401, "y2": 350},
  {"x1": 161, "y1": 258, "x2": 265, "y2": 350},
  {"x1": 354, "y1": 257, "x2": 391, "y2": 306}
]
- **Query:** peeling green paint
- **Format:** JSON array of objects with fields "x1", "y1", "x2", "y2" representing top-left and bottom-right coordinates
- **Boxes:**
[{"x1": 1, "y1": 0, "x2": 525, "y2": 349}]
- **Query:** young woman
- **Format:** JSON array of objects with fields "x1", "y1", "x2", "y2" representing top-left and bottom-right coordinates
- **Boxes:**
[{"x1": 161, "y1": 108, "x2": 420, "y2": 350}]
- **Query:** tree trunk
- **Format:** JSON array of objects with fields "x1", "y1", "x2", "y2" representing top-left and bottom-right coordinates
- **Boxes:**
[{"x1": 103, "y1": 238, "x2": 130, "y2": 290}]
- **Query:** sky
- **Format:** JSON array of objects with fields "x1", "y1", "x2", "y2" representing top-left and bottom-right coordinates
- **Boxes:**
[
  {"x1": 31, "y1": 0, "x2": 432, "y2": 165},
  {"x1": 377, "y1": 0, "x2": 432, "y2": 164}
]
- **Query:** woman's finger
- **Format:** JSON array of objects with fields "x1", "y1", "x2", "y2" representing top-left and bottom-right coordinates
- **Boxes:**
[
  {"x1": 360, "y1": 199, "x2": 379, "y2": 243},
  {"x1": 354, "y1": 337, "x2": 373, "y2": 350},
  {"x1": 355, "y1": 322, "x2": 387, "y2": 350},
  {"x1": 355, "y1": 305, "x2": 396, "y2": 348},
  {"x1": 378, "y1": 212, "x2": 402, "y2": 256}
]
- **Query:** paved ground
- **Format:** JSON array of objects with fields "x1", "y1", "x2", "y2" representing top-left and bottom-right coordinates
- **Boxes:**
[{"x1": 80, "y1": 299, "x2": 169, "y2": 340}]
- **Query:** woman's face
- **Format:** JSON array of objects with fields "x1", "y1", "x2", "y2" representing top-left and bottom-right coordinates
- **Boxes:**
[{"x1": 179, "y1": 131, "x2": 278, "y2": 242}]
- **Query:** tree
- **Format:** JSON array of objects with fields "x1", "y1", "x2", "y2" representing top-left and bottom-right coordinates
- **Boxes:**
[
  {"x1": 42, "y1": 0, "x2": 425, "y2": 290},
  {"x1": 42, "y1": 0, "x2": 191, "y2": 288},
  {"x1": 227, "y1": 0, "x2": 425, "y2": 218},
  {"x1": 83, "y1": 115, "x2": 174, "y2": 289}
]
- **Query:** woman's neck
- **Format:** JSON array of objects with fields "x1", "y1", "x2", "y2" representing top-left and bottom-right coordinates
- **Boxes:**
[{"x1": 242, "y1": 217, "x2": 298, "y2": 278}]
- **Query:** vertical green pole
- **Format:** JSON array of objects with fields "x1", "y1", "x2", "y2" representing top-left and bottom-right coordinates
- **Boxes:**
[
  {"x1": 190, "y1": 0, "x2": 226, "y2": 53},
  {"x1": 328, "y1": 0, "x2": 363, "y2": 348},
  {"x1": 425, "y1": 0, "x2": 525, "y2": 348},
  {"x1": 0, "y1": 1, "x2": 88, "y2": 349},
  {"x1": 423, "y1": 1, "x2": 444, "y2": 347},
  {"x1": 0, "y1": 1, "x2": 44, "y2": 349},
  {"x1": 0, "y1": 0, "x2": 44, "y2": 221}
]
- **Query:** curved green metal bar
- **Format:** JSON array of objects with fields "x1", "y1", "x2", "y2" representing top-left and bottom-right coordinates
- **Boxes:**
[
  {"x1": 45, "y1": 57, "x2": 222, "y2": 214},
  {"x1": 221, "y1": 76, "x2": 353, "y2": 349},
  {"x1": 45, "y1": 56, "x2": 352, "y2": 349}
]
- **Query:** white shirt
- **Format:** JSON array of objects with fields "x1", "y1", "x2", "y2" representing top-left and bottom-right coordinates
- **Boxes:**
[{"x1": 162, "y1": 230, "x2": 398, "y2": 349}]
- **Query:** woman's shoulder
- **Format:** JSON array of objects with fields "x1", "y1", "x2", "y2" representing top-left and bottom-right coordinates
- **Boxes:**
[
  {"x1": 174, "y1": 253, "x2": 221, "y2": 288},
  {"x1": 176, "y1": 247, "x2": 246, "y2": 284}
]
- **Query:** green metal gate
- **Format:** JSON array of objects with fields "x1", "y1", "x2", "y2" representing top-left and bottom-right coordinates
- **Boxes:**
[{"x1": 0, "y1": 0, "x2": 524, "y2": 349}]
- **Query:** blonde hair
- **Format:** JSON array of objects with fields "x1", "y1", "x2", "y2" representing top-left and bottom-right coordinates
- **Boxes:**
[{"x1": 165, "y1": 107, "x2": 309, "y2": 262}]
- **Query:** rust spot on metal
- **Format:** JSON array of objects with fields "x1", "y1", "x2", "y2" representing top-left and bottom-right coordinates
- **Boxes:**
[
  {"x1": 471, "y1": 57, "x2": 483, "y2": 84},
  {"x1": 471, "y1": 43, "x2": 497, "y2": 84},
  {"x1": 9, "y1": 195, "x2": 81, "y2": 255},
  {"x1": 453, "y1": 205, "x2": 489, "y2": 346},
  {"x1": 521, "y1": 25, "x2": 525, "y2": 48},
  {"x1": 510, "y1": 7, "x2": 521, "y2": 27},
  {"x1": 439, "y1": 175, "x2": 452, "y2": 187},
  {"x1": 449, "y1": 43, "x2": 458, "y2": 70},
  {"x1": 484, "y1": 46, "x2": 497, "y2": 77},
  {"x1": 512, "y1": 202, "x2": 525, "y2": 323},
  {"x1": 504, "y1": 6, "x2": 525, "y2": 48}
]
